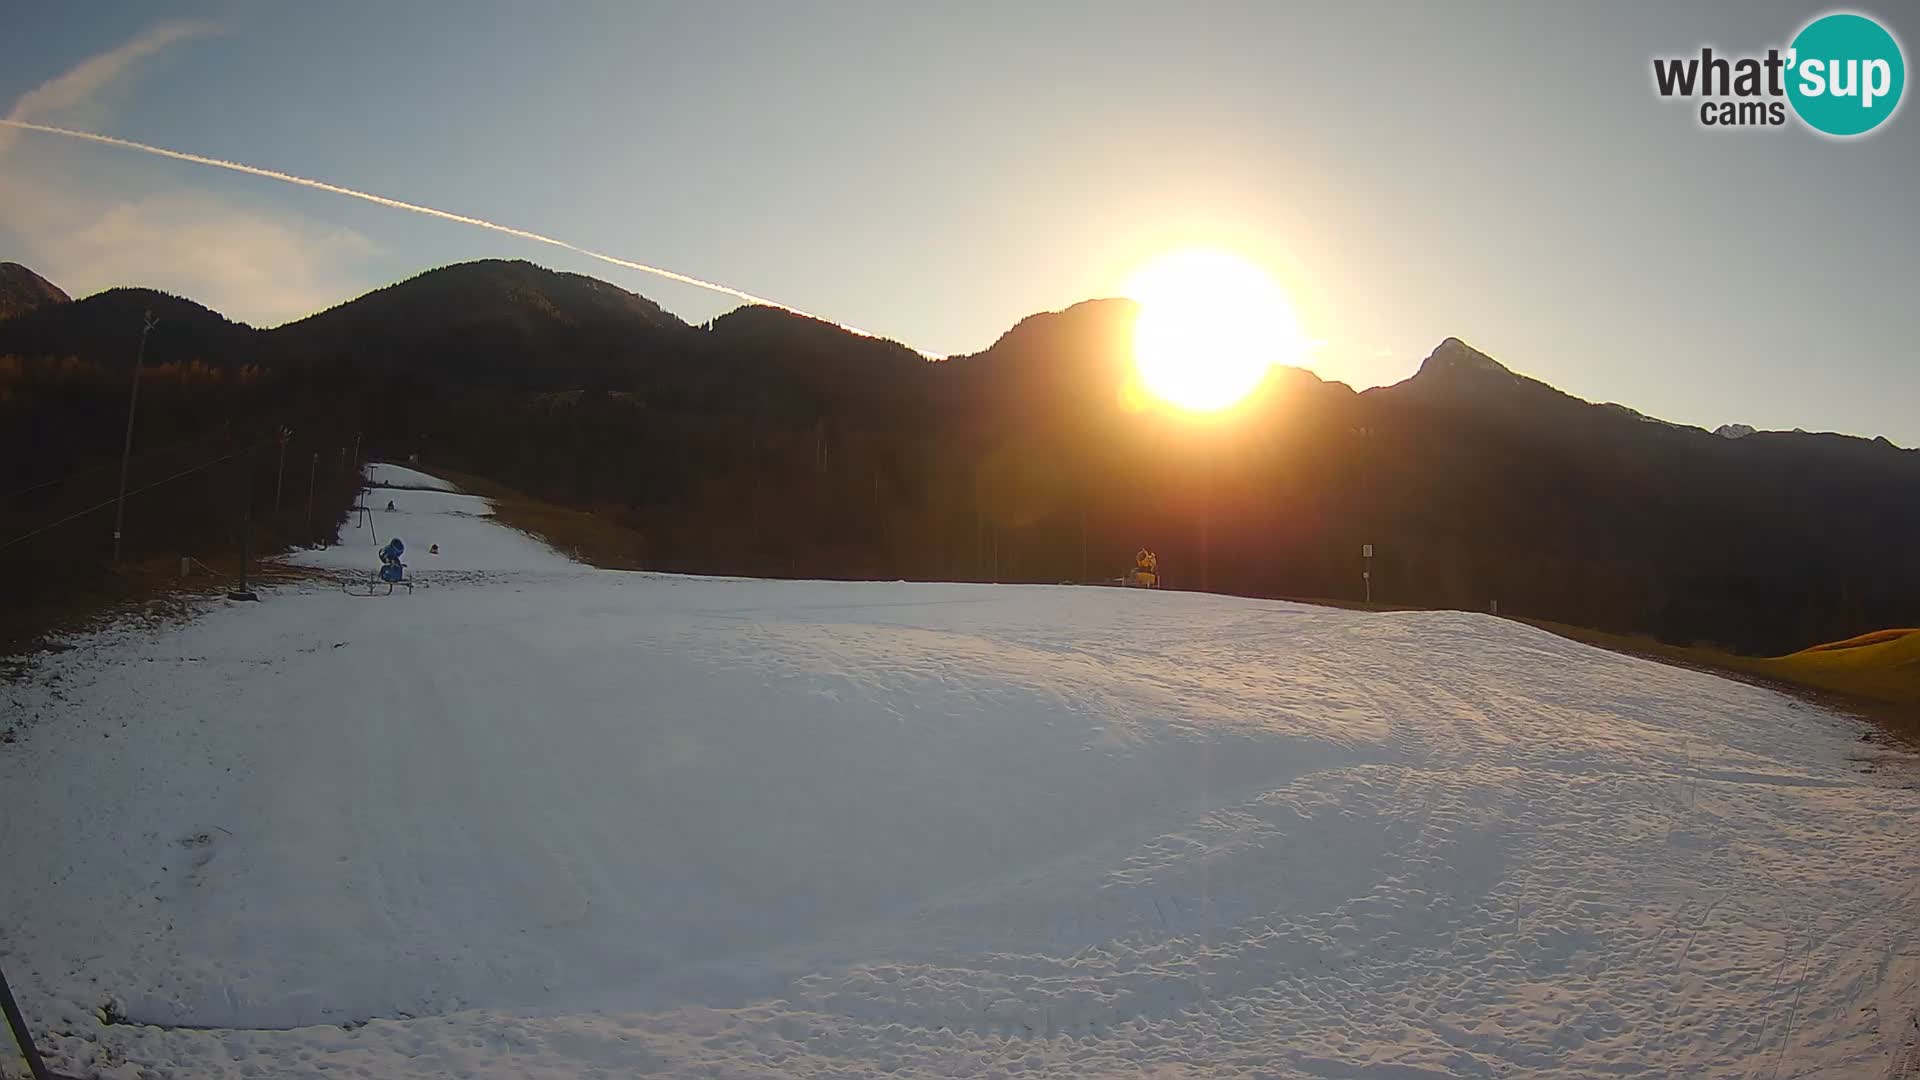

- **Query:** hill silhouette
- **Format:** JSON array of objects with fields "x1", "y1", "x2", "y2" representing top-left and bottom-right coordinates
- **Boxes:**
[
  {"x1": 0, "y1": 285, "x2": 255, "y2": 367},
  {"x1": 274, "y1": 260, "x2": 690, "y2": 384},
  {"x1": 0, "y1": 262, "x2": 69, "y2": 322},
  {"x1": 2, "y1": 258, "x2": 1914, "y2": 655}
]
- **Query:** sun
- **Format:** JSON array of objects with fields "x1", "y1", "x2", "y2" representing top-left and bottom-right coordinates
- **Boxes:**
[{"x1": 1123, "y1": 249, "x2": 1306, "y2": 412}]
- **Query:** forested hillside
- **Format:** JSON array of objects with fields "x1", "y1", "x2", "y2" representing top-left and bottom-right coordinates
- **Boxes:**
[{"x1": 4, "y1": 259, "x2": 1914, "y2": 655}]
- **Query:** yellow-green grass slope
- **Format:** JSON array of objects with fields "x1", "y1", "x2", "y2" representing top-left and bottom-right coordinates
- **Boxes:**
[
  {"x1": 1519, "y1": 619, "x2": 1919, "y2": 739},
  {"x1": 1770, "y1": 628, "x2": 1920, "y2": 708}
]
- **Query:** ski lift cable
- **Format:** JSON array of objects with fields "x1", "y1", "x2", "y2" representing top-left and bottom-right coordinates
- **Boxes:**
[
  {"x1": 0, "y1": 440, "x2": 268, "y2": 552},
  {"x1": 0, "y1": 436, "x2": 213, "y2": 501},
  {"x1": 1, "y1": 458, "x2": 125, "y2": 501}
]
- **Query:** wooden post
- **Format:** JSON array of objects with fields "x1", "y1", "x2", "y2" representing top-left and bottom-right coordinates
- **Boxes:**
[
  {"x1": 305, "y1": 451, "x2": 318, "y2": 545},
  {"x1": 273, "y1": 427, "x2": 291, "y2": 512},
  {"x1": 0, "y1": 960, "x2": 54, "y2": 1080},
  {"x1": 229, "y1": 442, "x2": 259, "y2": 602}
]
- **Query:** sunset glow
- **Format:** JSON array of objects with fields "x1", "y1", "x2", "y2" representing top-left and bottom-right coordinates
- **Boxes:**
[{"x1": 1123, "y1": 249, "x2": 1306, "y2": 412}]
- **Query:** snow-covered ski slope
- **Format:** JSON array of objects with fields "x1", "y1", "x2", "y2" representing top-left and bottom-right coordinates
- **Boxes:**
[
  {"x1": 297, "y1": 464, "x2": 570, "y2": 576},
  {"x1": 3, "y1": 465, "x2": 1916, "y2": 1079},
  {"x1": 365, "y1": 461, "x2": 463, "y2": 492}
]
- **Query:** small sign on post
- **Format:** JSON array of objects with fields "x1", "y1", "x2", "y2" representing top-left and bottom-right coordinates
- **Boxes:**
[{"x1": 1361, "y1": 543, "x2": 1374, "y2": 604}]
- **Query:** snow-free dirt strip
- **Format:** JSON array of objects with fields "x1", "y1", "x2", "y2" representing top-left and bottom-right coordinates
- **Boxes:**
[{"x1": 2, "y1": 466, "x2": 1916, "y2": 1078}]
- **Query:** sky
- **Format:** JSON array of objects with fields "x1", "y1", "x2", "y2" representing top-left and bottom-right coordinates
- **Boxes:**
[{"x1": 1, "y1": 2, "x2": 1915, "y2": 443}]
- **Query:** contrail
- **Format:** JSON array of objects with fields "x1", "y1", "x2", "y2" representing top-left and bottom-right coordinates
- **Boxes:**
[{"x1": 0, "y1": 118, "x2": 891, "y2": 341}]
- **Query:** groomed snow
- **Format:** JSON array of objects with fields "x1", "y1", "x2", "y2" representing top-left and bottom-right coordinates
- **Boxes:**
[
  {"x1": 289, "y1": 467, "x2": 574, "y2": 577},
  {"x1": 2, "y1": 467, "x2": 1916, "y2": 1079},
  {"x1": 364, "y1": 462, "x2": 462, "y2": 492}
]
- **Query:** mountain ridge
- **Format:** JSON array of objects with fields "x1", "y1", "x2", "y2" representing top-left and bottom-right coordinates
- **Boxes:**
[
  {"x1": 3, "y1": 256, "x2": 1914, "y2": 655},
  {"x1": 0, "y1": 257, "x2": 1905, "y2": 449},
  {"x1": 0, "y1": 261, "x2": 71, "y2": 322}
]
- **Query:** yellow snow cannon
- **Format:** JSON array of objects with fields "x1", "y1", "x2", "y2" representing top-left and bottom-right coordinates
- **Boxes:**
[{"x1": 1126, "y1": 548, "x2": 1161, "y2": 589}]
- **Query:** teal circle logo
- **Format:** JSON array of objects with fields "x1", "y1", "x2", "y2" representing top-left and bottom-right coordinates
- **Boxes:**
[{"x1": 1787, "y1": 12, "x2": 1905, "y2": 136}]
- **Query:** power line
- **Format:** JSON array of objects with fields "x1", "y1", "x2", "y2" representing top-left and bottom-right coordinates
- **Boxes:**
[
  {"x1": 0, "y1": 441, "x2": 264, "y2": 553},
  {"x1": 0, "y1": 436, "x2": 212, "y2": 501},
  {"x1": 1, "y1": 457, "x2": 128, "y2": 501}
]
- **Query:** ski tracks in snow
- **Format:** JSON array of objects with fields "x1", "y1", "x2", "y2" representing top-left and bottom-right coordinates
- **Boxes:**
[{"x1": 1, "y1": 469, "x2": 1917, "y2": 1078}]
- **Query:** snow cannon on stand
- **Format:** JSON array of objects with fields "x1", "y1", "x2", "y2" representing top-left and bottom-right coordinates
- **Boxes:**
[
  {"x1": 379, "y1": 538, "x2": 405, "y2": 583},
  {"x1": 1125, "y1": 547, "x2": 1161, "y2": 589},
  {"x1": 345, "y1": 537, "x2": 415, "y2": 595}
]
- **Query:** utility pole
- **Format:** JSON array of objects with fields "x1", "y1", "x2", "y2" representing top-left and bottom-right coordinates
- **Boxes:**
[
  {"x1": 1356, "y1": 425, "x2": 1375, "y2": 605},
  {"x1": 975, "y1": 507, "x2": 983, "y2": 581},
  {"x1": 305, "y1": 451, "x2": 318, "y2": 545},
  {"x1": 110, "y1": 311, "x2": 157, "y2": 564},
  {"x1": 1079, "y1": 506, "x2": 1087, "y2": 585},
  {"x1": 1198, "y1": 494, "x2": 1211, "y2": 593},
  {"x1": 273, "y1": 426, "x2": 292, "y2": 512},
  {"x1": 228, "y1": 441, "x2": 259, "y2": 602}
]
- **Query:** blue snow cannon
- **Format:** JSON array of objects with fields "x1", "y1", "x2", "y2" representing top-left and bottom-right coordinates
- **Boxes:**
[
  {"x1": 379, "y1": 538, "x2": 405, "y2": 583},
  {"x1": 347, "y1": 537, "x2": 413, "y2": 595}
]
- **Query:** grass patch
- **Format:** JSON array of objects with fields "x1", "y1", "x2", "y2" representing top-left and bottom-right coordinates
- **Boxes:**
[
  {"x1": 1519, "y1": 618, "x2": 1918, "y2": 745},
  {"x1": 1771, "y1": 629, "x2": 1920, "y2": 705},
  {"x1": 1794, "y1": 627, "x2": 1919, "y2": 653},
  {"x1": 0, "y1": 555, "x2": 327, "y2": 662}
]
